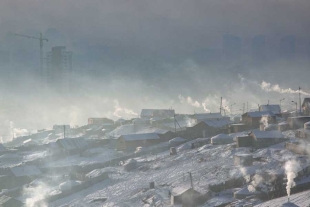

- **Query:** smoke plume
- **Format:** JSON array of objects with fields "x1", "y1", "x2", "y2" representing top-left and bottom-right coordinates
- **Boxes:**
[
  {"x1": 23, "y1": 182, "x2": 50, "y2": 207},
  {"x1": 113, "y1": 99, "x2": 138, "y2": 118},
  {"x1": 284, "y1": 160, "x2": 301, "y2": 197},
  {"x1": 261, "y1": 81, "x2": 310, "y2": 96},
  {"x1": 260, "y1": 115, "x2": 269, "y2": 130}
]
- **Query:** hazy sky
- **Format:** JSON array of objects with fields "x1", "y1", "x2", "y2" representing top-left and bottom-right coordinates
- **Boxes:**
[
  {"x1": 0, "y1": 0, "x2": 310, "y2": 132},
  {"x1": 1, "y1": 0, "x2": 310, "y2": 56}
]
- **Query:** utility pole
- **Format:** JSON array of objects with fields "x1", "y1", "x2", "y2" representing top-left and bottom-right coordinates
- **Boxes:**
[
  {"x1": 230, "y1": 103, "x2": 236, "y2": 116},
  {"x1": 188, "y1": 172, "x2": 194, "y2": 189},
  {"x1": 63, "y1": 125, "x2": 66, "y2": 138},
  {"x1": 299, "y1": 87, "x2": 302, "y2": 115},
  {"x1": 279, "y1": 98, "x2": 285, "y2": 113},
  {"x1": 174, "y1": 114, "x2": 177, "y2": 133},
  {"x1": 243, "y1": 103, "x2": 245, "y2": 114},
  {"x1": 220, "y1": 97, "x2": 223, "y2": 115},
  {"x1": 247, "y1": 102, "x2": 249, "y2": 112}
]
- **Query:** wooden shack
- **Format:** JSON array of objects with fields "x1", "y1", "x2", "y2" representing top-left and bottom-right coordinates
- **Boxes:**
[
  {"x1": 117, "y1": 133, "x2": 161, "y2": 151},
  {"x1": 242, "y1": 111, "x2": 276, "y2": 128},
  {"x1": 171, "y1": 187, "x2": 208, "y2": 207}
]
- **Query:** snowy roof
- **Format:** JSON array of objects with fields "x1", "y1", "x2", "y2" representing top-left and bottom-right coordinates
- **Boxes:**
[
  {"x1": 245, "y1": 111, "x2": 275, "y2": 118},
  {"x1": 169, "y1": 137, "x2": 187, "y2": 143},
  {"x1": 140, "y1": 109, "x2": 175, "y2": 118},
  {"x1": 85, "y1": 169, "x2": 107, "y2": 178},
  {"x1": 56, "y1": 137, "x2": 88, "y2": 150},
  {"x1": 203, "y1": 119, "x2": 232, "y2": 128},
  {"x1": 10, "y1": 165, "x2": 42, "y2": 177},
  {"x1": 194, "y1": 112, "x2": 223, "y2": 120},
  {"x1": 120, "y1": 133, "x2": 160, "y2": 141},
  {"x1": 250, "y1": 130, "x2": 284, "y2": 139},
  {"x1": 259, "y1": 104, "x2": 281, "y2": 114},
  {"x1": 211, "y1": 134, "x2": 231, "y2": 140},
  {"x1": 109, "y1": 125, "x2": 169, "y2": 138}
]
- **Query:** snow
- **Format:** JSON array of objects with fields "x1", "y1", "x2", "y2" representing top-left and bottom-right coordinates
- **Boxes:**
[{"x1": 176, "y1": 143, "x2": 191, "y2": 151}]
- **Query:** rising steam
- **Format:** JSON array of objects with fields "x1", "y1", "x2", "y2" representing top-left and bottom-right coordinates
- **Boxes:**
[
  {"x1": 113, "y1": 99, "x2": 138, "y2": 118},
  {"x1": 23, "y1": 182, "x2": 50, "y2": 207},
  {"x1": 260, "y1": 115, "x2": 269, "y2": 130},
  {"x1": 261, "y1": 81, "x2": 310, "y2": 96},
  {"x1": 284, "y1": 160, "x2": 301, "y2": 197}
]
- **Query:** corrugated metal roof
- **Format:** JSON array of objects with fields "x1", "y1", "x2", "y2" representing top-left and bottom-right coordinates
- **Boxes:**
[
  {"x1": 245, "y1": 111, "x2": 275, "y2": 118},
  {"x1": 203, "y1": 119, "x2": 232, "y2": 128},
  {"x1": 251, "y1": 130, "x2": 284, "y2": 139},
  {"x1": 120, "y1": 133, "x2": 160, "y2": 141},
  {"x1": 10, "y1": 165, "x2": 41, "y2": 177},
  {"x1": 56, "y1": 137, "x2": 88, "y2": 150}
]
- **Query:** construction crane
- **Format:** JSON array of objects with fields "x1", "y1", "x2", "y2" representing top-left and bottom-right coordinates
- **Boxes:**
[{"x1": 14, "y1": 33, "x2": 48, "y2": 79}]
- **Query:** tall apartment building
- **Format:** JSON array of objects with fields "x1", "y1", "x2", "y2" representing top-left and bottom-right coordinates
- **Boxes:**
[{"x1": 46, "y1": 46, "x2": 72, "y2": 92}]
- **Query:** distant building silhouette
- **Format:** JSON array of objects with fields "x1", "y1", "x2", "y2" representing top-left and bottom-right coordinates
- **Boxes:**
[
  {"x1": 46, "y1": 46, "x2": 73, "y2": 92},
  {"x1": 279, "y1": 35, "x2": 295, "y2": 59},
  {"x1": 223, "y1": 34, "x2": 242, "y2": 61},
  {"x1": 252, "y1": 35, "x2": 266, "y2": 61}
]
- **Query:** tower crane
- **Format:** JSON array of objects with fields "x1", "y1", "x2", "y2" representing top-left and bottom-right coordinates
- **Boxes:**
[{"x1": 14, "y1": 33, "x2": 48, "y2": 79}]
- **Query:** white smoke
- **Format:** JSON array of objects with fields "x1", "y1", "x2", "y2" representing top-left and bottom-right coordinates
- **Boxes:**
[
  {"x1": 284, "y1": 160, "x2": 301, "y2": 197},
  {"x1": 261, "y1": 81, "x2": 310, "y2": 96},
  {"x1": 260, "y1": 115, "x2": 269, "y2": 130},
  {"x1": 248, "y1": 174, "x2": 264, "y2": 192},
  {"x1": 113, "y1": 99, "x2": 138, "y2": 118},
  {"x1": 0, "y1": 120, "x2": 30, "y2": 143},
  {"x1": 23, "y1": 181, "x2": 50, "y2": 207},
  {"x1": 178, "y1": 95, "x2": 201, "y2": 108}
]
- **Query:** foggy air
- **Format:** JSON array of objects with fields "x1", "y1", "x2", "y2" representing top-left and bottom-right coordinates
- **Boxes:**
[{"x1": 0, "y1": 0, "x2": 310, "y2": 206}]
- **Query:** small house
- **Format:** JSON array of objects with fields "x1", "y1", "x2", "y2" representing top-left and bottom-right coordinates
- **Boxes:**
[
  {"x1": 249, "y1": 130, "x2": 285, "y2": 148},
  {"x1": 211, "y1": 134, "x2": 234, "y2": 145},
  {"x1": 236, "y1": 135, "x2": 253, "y2": 148},
  {"x1": 185, "y1": 119, "x2": 232, "y2": 139},
  {"x1": 193, "y1": 112, "x2": 228, "y2": 123},
  {"x1": 242, "y1": 111, "x2": 276, "y2": 128},
  {"x1": 54, "y1": 137, "x2": 88, "y2": 155},
  {"x1": 229, "y1": 123, "x2": 249, "y2": 133},
  {"x1": 259, "y1": 104, "x2": 281, "y2": 116},
  {"x1": 278, "y1": 122, "x2": 289, "y2": 131},
  {"x1": 287, "y1": 116, "x2": 310, "y2": 129},
  {"x1": 302, "y1": 98, "x2": 310, "y2": 115},
  {"x1": 171, "y1": 187, "x2": 207, "y2": 207},
  {"x1": 88, "y1": 117, "x2": 114, "y2": 125},
  {"x1": 117, "y1": 133, "x2": 161, "y2": 151}
]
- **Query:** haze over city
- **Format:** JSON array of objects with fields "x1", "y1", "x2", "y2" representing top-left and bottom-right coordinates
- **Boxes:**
[{"x1": 0, "y1": 1, "x2": 310, "y2": 206}]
